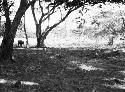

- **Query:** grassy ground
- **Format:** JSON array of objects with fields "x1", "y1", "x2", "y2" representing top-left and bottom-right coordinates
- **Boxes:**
[{"x1": 0, "y1": 47, "x2": 125, "y2": 92}]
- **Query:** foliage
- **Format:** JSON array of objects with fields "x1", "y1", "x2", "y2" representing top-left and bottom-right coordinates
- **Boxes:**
[
  {"x1": 82, "y1": 4, "x2": 125, "y2": 39},
  {"x1": 31, "y1": 0, "x2": 86, "y2": 47},
  {"x1": 0, "y1": 0, "x2": 14, "y2": 17},
  {"x1": 95, "y1": 17, "x2": 125, "y2": 38}
]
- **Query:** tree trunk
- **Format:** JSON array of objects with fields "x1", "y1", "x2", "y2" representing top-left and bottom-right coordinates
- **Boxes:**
[
  {"x1": 24, "y1": 13, "x2": 29, "y2": 48},
  {"x1": 108, "y1": 36, "x2": 114, "y2": 46},
  {"x1": 40, "y1": 35, "x2": 46, "y2": 48},
  {"x1": 36, "y1": 24, "x2": 42, "y2": 48},
  {"x1": 24, "y1": 25, "x2": 29, "y2": 48},
  {"x1": 0, "y1": 17, "x2": 14, "y2": 61},
  {"x1": 36, "y1": 28, "x2": 46, "y2": 48},
  {"x1": 0, "y1": 37, "x2": 13, "y2": 61},
  {"x1": 31, "y1": 4, "x2": 42, "y2": 48},
  {"x1": 0, "y1": 0, "x2": 35, "y2": 62},
  {"x1": 0, "y1": 0, "x2": 12, "y2": 61},
  {"x1": 36, "y1": 35, "x2": 46, "y2": 48},
  {"x1": 37, "y1": 37, "x2": 41, "y2": 47}
]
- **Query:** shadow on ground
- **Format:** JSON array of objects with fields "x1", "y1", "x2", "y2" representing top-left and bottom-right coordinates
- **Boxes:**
[{"x1": 0, "y1": 48, "x2": 125, "y2": 92}]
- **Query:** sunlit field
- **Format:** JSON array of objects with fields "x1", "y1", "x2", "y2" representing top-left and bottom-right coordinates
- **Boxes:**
[{"x1": 0, "y1": 37, "x2": 124, "y2": 48}]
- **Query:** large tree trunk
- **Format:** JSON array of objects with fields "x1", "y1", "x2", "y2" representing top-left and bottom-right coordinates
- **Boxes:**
[
  {"x1": 0, "y1": 12, "x2": 25, "y2": 61},
  {"x1": 0, "y1": 0, "x2": 36, "y2": 62},
  {"x1": 40, "y1": 35, "x2": 46, "y2": 48},
  {"x1": 37, "y1": 37, "x2": 41, "y2": 47},
  {"x1": 0, "y1": 0, "x2": 13, "y2": 61},
  {"x1": 36, "y1": 24, "x2": 42, "y2": 47},
  {"x1": 31, "y1": 4, "x2": 42, "y2": 48}
]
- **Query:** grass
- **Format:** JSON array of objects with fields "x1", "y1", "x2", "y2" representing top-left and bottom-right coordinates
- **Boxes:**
[{"x1": 0, "y1": 47, "x2": 125, "y2": 92}]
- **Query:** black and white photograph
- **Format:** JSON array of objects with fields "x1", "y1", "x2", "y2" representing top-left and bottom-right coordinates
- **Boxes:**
[{"x1": 1, "y1": 0, "x2": 125, "y2": 92}]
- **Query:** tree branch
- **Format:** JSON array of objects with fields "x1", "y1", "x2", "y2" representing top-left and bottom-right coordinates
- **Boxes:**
[
  {"x1": 59, "y1": 7, "x2": 63, "y2": 20},
  {"x1": 8, "y1": 2, "x2": 14, "y2": 10},
  {"x1": 42, "y1": 6, "x2": 81, "y2": 37},
  {"x1": 41, "y1": 3, "x2": 62, "y2": 23},
  {"x1": 2, "y1": 0, "x2": 10, "y2": 23},
  {"x1": 39, "y1": 2, "x2": 58, "y2": 24},
  {"x1": 38, "y1": 0, "x2": 44, "y2": 15},
  {"x1": 41, "y1": 8, "x2": 56, "y2": 23},
  {"x1": 31, "y1": 3, "x2": 38, "y2": 25},
  {"x1": 28, "y1": 0, "x2": 37, "y2": 6}
]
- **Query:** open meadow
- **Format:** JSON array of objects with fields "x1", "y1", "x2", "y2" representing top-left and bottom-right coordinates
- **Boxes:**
[{"x1": 0, "y1": 37, "x2": 123, "y2": 48}]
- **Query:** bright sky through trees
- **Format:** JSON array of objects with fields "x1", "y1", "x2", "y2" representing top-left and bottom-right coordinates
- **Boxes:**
[
  {"x1": 1, "y1": 1, "x2": 125, "y2": 47},
  {"x1": 2, "y1": 1, "x2": 125, "y2": 33}
]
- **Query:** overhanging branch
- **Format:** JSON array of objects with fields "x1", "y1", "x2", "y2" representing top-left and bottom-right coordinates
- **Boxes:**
[
  {"x1": 42, "y1": 6, "x2": 81, "y2": 37},
  {"x1": 41, "y1": 8, "x2": 56, "y2": 23},
  {"x1": 8, "y1": 2, "x2": 14, "y2": 9},
  {"x1": 39, "y1": 2, "x2": 59, "y2": 24},
  {"x1": 38, "y1": 0, "x2": 44, "y2": 15},
  {"x1": 28, "y1": 0, "x2": 37, "y2": 6},
  {"x1": 31, "y1": 3, "x2": 38, "y2": 25}
]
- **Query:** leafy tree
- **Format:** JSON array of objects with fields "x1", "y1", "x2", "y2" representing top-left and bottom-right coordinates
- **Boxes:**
[
  {"x1": 0, "y1": 0, "x2": 37, "y2": 63},
  {"x1": 31, "y1": 0, "x2": 84, "y2": 48},
  {"x1": 84, "y1": 5, "x2": 125, "y2": 45},
  {"x1": 0, "y1": 0, "x2": 124, "y2": 64},
  {"x1": 95, "y1": 18, "x2": 125, "y2": 45},
  {"x1": 70, "y1": 13, "x2": 86, "y2": 37}
]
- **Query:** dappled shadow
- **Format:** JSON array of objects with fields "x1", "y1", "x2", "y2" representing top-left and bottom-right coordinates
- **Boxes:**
[{"x1": 1, "y1": 48, "x2": 125, "y2": 91}]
